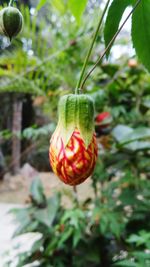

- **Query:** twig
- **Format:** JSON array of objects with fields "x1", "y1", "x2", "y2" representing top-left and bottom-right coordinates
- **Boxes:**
[{"x1": 80, "y1": 0, "x2": 142, "y2": 89}]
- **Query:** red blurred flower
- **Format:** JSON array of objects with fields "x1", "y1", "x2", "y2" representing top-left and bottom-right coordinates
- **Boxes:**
[{"x1": 95, "y1": 112, "x2": 111, "y2": 124}]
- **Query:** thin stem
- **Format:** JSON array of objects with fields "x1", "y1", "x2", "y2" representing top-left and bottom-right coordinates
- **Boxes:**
[
  {"x1": 9, "y1": 0, "x2": 15, "y2": 6},
  {"x1": 73, "y1": 186, "x2": 79, "y2": 206},
  {"x1": 80, "y1": 0, "x2": 142, "y2": 89},
  {"x1": 75, "y1": 0, "x2": 111, "y2": 94}
]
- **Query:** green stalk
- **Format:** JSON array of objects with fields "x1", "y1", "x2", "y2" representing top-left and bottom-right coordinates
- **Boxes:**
[
  {"x1": 75, "y1": 0, "x2": 111, "y2": 94},
  {"x1": 73, "y1": 185, "x2": 79, "y2": 206},
  {"x1": 80, "y1": 0, "x2": 142, "y2": 89},
  {"x1": 9, "y1": 0, "x2": 15, "y2": 6}
]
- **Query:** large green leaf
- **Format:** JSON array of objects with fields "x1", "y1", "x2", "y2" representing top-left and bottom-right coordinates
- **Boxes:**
[
  {"x1": 112, "y1": 125, "x2": 150, "y2": 151},
  {"x1": 112, "y1": 125, "x2": 150, "y2": 144},
  {"x1": 112, "y1": 125, "x2": 133, "y2": 142},
  {"x1": 132, "y1": 0, "x2": 150, "y2": 72},
  {"x1": 68, "y1": 0, "x2": 87, "y2": 23},
  {"x1": 119, "y1": 127, "x2": 150, "y2": 144},
  {"x1": 104, "y1": 0, "x2": 132, "y2": 56},
  {"x1": 125, "y1": 141, "x2": 150, "y2": 151}
]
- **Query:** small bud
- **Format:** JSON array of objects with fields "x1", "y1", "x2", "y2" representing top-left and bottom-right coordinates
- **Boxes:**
[{"x1": 0, "y1": 7, "x2": 23, "y2": 41}]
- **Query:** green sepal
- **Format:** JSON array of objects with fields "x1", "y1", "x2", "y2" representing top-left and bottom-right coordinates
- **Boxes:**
[
  {"x1": 58, "y1": 94, "x2": 77, "y2": 146},
  {"x1": 58, "y1": 94, "x2": 95, "y2": 148},
  {"x1": 76, "y1": 94, "x2": 94, "y2": 147}
]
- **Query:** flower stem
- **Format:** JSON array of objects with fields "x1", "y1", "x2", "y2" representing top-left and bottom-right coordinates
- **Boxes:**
[
  {"x1": 73, "y1": 185, "x2": 79, "y2": 206},
  {"x1": 80, "y1": 0, "x2": 142, "y2": 89},
  {"x1": 75, "y1": 0, "x2": 111, "y2": 94},
  {"x1": 9, "y1": 0, "x2": 15, "y2": 6}
]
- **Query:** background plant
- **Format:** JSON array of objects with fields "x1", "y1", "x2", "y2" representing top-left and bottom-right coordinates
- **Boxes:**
[{"x1": 1, "y1": 0, "x2": 150, "y2": 266}]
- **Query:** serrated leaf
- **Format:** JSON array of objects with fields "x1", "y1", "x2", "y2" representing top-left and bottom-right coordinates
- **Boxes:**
[
  {"x1": 68, "y1": 0, "x2": 87, "y2": 24},
  {"x1": 104, "y1": 0, "x2": 132, "y2": 56},
  {"x1": 132, "y1": 0, "x2": 150, "y2": 72}
]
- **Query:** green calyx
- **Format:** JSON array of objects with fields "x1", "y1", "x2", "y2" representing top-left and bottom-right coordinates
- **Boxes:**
[
  {"x1": 58, "y1": 94, "x2": 95, "y2": 148},
  {"x1": 0, "y1": 7, "x2": 23, "y2": 41}
]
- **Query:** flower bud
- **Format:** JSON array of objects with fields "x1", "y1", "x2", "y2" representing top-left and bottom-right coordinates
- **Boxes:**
[
  {"x1": 0, "y1": 7, "x2": 23, "y2": 40},
  {"x1": 49, "y1": 94, "x2": 98, "y2": 185}
]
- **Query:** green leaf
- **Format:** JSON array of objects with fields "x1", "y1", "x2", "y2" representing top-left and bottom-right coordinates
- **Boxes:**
[
  {"x1": 142, "y1": 96, "x2": 150, "y2": 108},
  {"x1": 114, "y1": 260, "x2": 138, "y2": 267},
  {"x1": 112, "y1": 125, "x2": 150, "y2": 151},
  {"x1": 36, "y1": 0, "x2": 47, "y2": 12},
  {"x1": 30, "y1": 177, "x2": 46, "y2": 207},
  {"x1": 132, "y1": 0, "x2": 150, "y2": 72},
  {"x1": 119, "y1": 127, "x2": 150, "y2": 144},
  {"x1": 124, "y1": 141, "x2": 150, "y2": 151},
  {"x1": 127, "y1": 231, "x2": 150, "y2": 246},
  {"x1": 11, "y1": 207, "x2": 38, "y2": 237},
  {"x1": 31, "y1": 238, "x2": 44, "y2": 252},
  {"x1": 73, "y1": 228, "x2": 82, "y2": 247},
  {"x1": 47, "y1": 194, "x2": 60, "y2": 225},
  {"x1": 104, "y1": 0, "x2": 132, "y2": 56},
  {"x1": 68, "y1": 0, "x2": 87, "y2": 23},
  {"x1": 99, "y1": 215, "x2": 109, "y2": 234},
  {"x1": 112, "y1": 125, "x2": 133, "y2": 142},
  {"x1": 34, "y1": 194, "x2": 60, "y2": 227},
  {"x1": 58, "y1": 227, "x2": 73, "y2": 247},
  {"x1": 51, "y1": 0, "x2": 66, "y2": 13}
]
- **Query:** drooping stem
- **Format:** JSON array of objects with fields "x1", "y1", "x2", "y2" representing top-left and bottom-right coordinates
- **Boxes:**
[
  {"x1": 73, "y1": 185, "x2": 79, "y2": 206},
  {"x1": 80, "y1": 0, "x2": 142, "y2": 89},
  {"x1": 9, "y1": 0, "x2": 15, "y2": 6},
  {"x1": 75, "y1": 0, "x2": 111, "y2": 94}
]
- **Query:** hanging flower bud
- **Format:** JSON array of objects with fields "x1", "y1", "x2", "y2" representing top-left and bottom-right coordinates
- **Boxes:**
[
  {"x1": 0, "y1": 7, "x2": 23, "y2": 40},
  {"x1": 49, "y1": 94, "x2": 98, "y2": 186}
]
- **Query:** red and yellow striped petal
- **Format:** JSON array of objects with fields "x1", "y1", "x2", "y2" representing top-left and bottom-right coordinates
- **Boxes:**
[{"x1": 49, "y1": 128, "x2": 98, "y2": 186}]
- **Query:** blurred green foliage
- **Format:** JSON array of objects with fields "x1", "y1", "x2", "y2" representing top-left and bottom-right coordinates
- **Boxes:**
[
  {"x1": 0, "y1": 0, "x2": 150, "y2": 266},
  {"x1": 6, "y1": 168, "x2": 150, "y2": 266}
]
